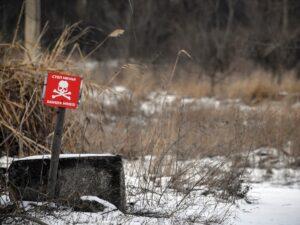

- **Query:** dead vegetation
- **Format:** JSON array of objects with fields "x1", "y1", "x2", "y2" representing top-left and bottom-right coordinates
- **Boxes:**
[
  {"x1": 0, "y1": 25, "x2": 94, "y2": 157},
  {"x1": 85, "y1": 102, "x2": 300, "y2": 159},
  {"x1": 0, "y1": 47, "x2": 54, "y2": 157},
  {"x1": 1, "y1": 30, "x2": 299, "y2": 163},
  {"x1": 111, "y1": 65, "x2": 300, "y2": 104},
  {"x1": 1, "y1": 24, "x2": 299, "y2": 225}
]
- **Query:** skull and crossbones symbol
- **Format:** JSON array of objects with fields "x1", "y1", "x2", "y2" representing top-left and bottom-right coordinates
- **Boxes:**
[{"x1": 52, "y1": 80, "x2": 71, "y2": 100}]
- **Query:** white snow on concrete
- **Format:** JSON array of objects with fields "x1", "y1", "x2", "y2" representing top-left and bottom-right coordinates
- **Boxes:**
[
  {"x1": 0, "y1": 156, "x2": 13, "y2": 168},
  {"x1": 80, "y1": 196, "x2": 118, "y2": 211},
  {"x1": 14, "y1": 153, "x2": 115, "y2": 161}
]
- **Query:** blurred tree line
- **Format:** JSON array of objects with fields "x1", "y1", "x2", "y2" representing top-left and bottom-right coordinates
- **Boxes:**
[{"x1": 1, "y1": 0, "x2": 300, "y2": 80}]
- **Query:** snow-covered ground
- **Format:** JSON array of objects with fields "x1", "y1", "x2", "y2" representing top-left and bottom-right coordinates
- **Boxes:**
[
  {"x1": 233, "y1": 183, "x2": 300, "y2": 225},
  {"x1": 2, "y1": 176, "x2": 299, "y2": 224},
  {"x1": 1, "y1": 86, "x2": 300, "y2": 224},
  {"x1": 1, "y1": 151, "x2": 300, "y2": 225},
  {"x1": 233, "y1": 149, "x2": 300, "y2": 225}
]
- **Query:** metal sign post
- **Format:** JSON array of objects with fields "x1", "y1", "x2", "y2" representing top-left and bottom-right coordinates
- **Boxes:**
[
  {"x1": 47, "y1": 107, "x2": 65, "y2": 198},
  {"x1": 42, "y1": 71, "x2": 82, "y2": 199}
]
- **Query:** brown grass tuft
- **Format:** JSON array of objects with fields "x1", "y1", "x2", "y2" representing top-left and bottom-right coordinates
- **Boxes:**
[
  {"x1": 0, "y1": 25, "x2": 95, "y2": 157},
  {"x1": 225, "y1": 72, "x2": 279, "y2": 104}
]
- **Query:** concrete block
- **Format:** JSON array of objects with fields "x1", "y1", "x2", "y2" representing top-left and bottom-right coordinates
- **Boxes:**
[{"x1": 8, "y1": 154, "x2": 126, "y2": 211}]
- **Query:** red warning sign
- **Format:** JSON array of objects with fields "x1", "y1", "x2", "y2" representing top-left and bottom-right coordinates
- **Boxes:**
[{"x1": 43, "y1": 71, "x2": 82, "y2": 109}]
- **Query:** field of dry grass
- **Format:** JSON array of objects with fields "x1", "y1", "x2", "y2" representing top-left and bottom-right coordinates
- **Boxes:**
[
  {"x1": 114, "y1": 66, "x2": 300, "y2": 104},
  {"x1": 2, "y1": 49, "x2": 300, "y2": 163},
  {"x1": 0, "y1": 25, "x2": 299, "y2": 165},
  {"x1": 79, "y1": 62, "x2": 300, "y2": 163},
  {"x1": 81, "y1": 99, "x2": 300, "y2": 159}
]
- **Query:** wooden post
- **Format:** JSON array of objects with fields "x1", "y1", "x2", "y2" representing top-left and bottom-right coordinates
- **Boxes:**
[
  {"x1": 47, "y1": 107, "x2": 66, "y2": 199},
  {"x1": 25, "y1": 0, "x2": 41, "y2": 57}
]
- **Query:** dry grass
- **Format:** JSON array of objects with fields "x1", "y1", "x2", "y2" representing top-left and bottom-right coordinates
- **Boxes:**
[
  {"x1": 69, "y1": 61, "x2": 300, "y2": 161},
  {"x1": 280, "y1": 74, "x2": 300, "y2": 96},
  {"x1": 0, "y1": 25, "x2": 97, "y2": 157},
  {"x1": 102, "y1": 65, "x2": 300, "y2": 103},
  {"x1": 224, "y1": 72, "x2": 300, "y2": 104},
  {"x1": 2, "y1": 42, "x2": 299, "y2": 162},
  {"x1": 169, "y1": 78, "x2": 211, "y2": 98},
  {"x1": 79, "y1": 63, "x2": 300, "y2": 162},
  {"x1": 80, "y1": 98, "x2": 300, "y2": 160},
  {"x1": 2, "y1": 22, "x2": 299, "y2": 225},
  {"x1": 225, "y1": 73, "x2": 279, "y2": 103},
  {"x1": 0, "y1": 62, "x2": 54, "y2": 156},
  {"x1": 1, "y1": 22, "x2": 299, "y2": 164}
]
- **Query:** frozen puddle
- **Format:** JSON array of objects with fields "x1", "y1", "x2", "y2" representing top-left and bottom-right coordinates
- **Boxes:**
[{"x1": 234, "y1": 183, "x2": 300, "y2": 225}]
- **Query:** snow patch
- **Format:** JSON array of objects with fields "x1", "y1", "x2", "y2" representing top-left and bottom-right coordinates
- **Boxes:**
[
  {"x1": 0, "y1": 195, "x2": 10, "y2": 206},
  {"x1": 140, "y1": 91, "x2": 177, "y2": 116},
  {"x1": 246, "y1": 147, "x2": 294, "y2": 169},
  {"x1": 234, "y1": 183, "x2": 300, "y2": 225},
  {"x1": 0, "y1": 156, "x2": 13, "y2": 168},
  {"x1": 88, "y1": 86, "x2": 132, "y2": 107},
  {"x1": 80, "y1": 196, "x2": 118, "y2": 212}
]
